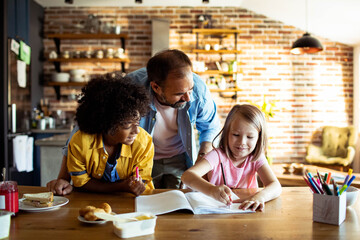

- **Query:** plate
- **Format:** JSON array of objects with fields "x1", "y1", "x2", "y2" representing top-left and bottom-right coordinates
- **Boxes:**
[
  {"x1": 77, "y1": 215, "x2": 107, "y2": 224},
  {"x1": 19, "y1": 196, "x2": 69, "y2": 212}
]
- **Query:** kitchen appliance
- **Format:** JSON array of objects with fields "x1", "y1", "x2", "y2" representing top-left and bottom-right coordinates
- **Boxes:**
[{"x1": 3, "y1": 39, "x2": 35, "y2": 186}]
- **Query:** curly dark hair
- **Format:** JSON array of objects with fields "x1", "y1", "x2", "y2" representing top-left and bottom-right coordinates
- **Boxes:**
[{"x1": 75, "y1": 75, "x2": 150, "y2": 134}]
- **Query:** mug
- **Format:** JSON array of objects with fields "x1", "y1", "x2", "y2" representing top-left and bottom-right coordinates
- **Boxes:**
[
  {"x1": 48, "y1": 117, "x2": 55, "y2": 129},
  {"x1": 0, "y1": 181, "x2": 19, "y2": 214}
]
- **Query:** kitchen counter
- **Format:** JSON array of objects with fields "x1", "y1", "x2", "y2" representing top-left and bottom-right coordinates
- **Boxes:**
[
  {"x1": 35, "y1": 132, "x2": 70, "y2": 147},
  {"x1": 31, "y1": 128, "x2": 71, "y2": 134},
  {"x1": 35, "y1": 133, "x2": 70, "y2": 186}
]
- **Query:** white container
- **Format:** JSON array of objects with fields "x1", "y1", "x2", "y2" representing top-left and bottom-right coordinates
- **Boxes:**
[
  {"x1": 0, "y1": 211, "x2": 13, "y2": 239},
  {"x1": 52, "y1": 72, "x2": 70, "y2": 82},
  {"x1": 113, "y1": 212, "x2": 156, "y2": 238},
  {"x1": 70, "y1": 76, "x2": 86, "y2": 82},
  {"x1": 69, "y1": 69, "x2": 86, "y2": 76},
  {"x1": 313, "y1": 192, "x2": 346, "y2": 225}
]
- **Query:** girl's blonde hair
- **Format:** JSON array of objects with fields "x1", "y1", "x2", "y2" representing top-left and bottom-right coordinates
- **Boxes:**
[{"x1": 212, "y1": 104, "x2": 268, "y2": 162}]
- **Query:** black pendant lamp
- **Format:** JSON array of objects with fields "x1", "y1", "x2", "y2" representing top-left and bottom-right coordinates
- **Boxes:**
[
  {"x1": 290, "y1": 0, "x2": 323, "y2": 55},
  {"x1": 290, "y1": 32, "x2": 323, "y2": 54}
]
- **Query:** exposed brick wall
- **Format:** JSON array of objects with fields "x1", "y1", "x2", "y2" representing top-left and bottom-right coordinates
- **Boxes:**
[{"x1": 42, "y1": 6, "x2": 353, "y2": 164}]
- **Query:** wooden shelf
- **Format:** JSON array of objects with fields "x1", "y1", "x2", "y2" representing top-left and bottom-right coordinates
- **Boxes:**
[
  {"x1": 192, "y1": 29, "x2": 242, "y2": 35},
  {"x1": 195, "y1": 70, "x2": 241, "y2": 75},
  {"x1": 192, "y1": 49, "x2": 242, "y2": 54},
  {"x1": 46, "y1": 82, "x2": 87, "y2": 87},
  {"x1": 46, "y1": 33, "x2": 130, "y2": 100},
  {"x1": 46, "y1": 33, "x2": 128, "y2": 39},
  {"x1": 209, "y1": 88, "x2": 241, "y2": 93},
  {"x1": 48, "y1": 58, "x2": 130, "y2": 63}
]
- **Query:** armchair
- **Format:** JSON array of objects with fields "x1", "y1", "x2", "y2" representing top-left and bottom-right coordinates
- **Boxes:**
[{"x1": 305, "y1": 126, "x2": 357, "y2": 171}]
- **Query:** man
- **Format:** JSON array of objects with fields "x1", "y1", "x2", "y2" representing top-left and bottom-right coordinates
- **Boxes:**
[{"x1": 47, "y1": 49, "x2": 221, "y2": 194}]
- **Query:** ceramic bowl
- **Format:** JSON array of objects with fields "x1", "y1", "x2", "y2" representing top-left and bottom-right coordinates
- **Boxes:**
[
  {"x1": 345, "y1": 186, "x2": 359, "y2": 207},
  {"x1": 291, "y1": 163, "x2": 305, "y2": 175},
  {"x1": 282, "y1": 163, "x2": 293, "y2": 174},
  {"x1": 70, "y1": 76, "x2": 86, "y2": 82},
  {"x1": 329, "y1": 185, "x2": 359, "y2": 207},
  {"x1": 69, "y1": 69, "x2": 86, "y2": 76},
  {"x1": 52, "y1": 72, "x2": 70, "y2": 82}
]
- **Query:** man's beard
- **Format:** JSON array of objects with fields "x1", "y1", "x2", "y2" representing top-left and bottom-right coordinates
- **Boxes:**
[{"x1": 158, "y1": 94, "x2": 187, "y2": 109}]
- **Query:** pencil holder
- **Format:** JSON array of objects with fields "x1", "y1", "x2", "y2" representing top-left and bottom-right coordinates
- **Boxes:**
[{"x1": 313, "y1": 193, "x2": 346, "y2": 225}]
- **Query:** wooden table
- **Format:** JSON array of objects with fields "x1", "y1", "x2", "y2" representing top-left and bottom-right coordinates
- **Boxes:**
[
  {"x1": 10, "y1": 186, "x2": 360, "y2": 239},
  {"x1": 271, "y1": 163, "x2": 360, "y2": 188}
]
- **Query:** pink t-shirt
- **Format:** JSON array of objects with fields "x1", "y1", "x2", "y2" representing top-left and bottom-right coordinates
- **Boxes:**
[
  {"x1": 205, "y1": 148, "x2": 267, "y2": 188},
  {"x1": 153, "y1": 98, "x2": 185, "y2": 160}
]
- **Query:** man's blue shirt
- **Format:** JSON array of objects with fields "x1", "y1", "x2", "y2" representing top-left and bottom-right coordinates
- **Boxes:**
[{"x1": 127, "y1": 68, "x2": 221, "y2": 168}]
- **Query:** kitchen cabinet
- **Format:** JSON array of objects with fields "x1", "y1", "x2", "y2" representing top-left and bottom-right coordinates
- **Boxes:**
[
  {"x1": 7, "y1": 0, "x2": 29, "y2": 44},
  {"x1": 46, "y1": 33, "x2": 130, "y2": 99},
  {"x1": 192, "y1": 28, "x2": 242, "y2": 98}
]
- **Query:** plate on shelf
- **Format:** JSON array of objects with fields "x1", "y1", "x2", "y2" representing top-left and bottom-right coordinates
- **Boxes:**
[{"x1": 19, "y1": 196, "x2": 69, "y2": 212}]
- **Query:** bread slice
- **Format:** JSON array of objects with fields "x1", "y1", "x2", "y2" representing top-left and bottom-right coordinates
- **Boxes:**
[{"x1": 23, "y1": 192, "x2": 54, "y2": 208}]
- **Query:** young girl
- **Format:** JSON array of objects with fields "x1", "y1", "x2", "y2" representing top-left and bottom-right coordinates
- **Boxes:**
[
  {"x1": 67, "y1": 75, "x2": 154, "y2": 196},
  {"x1": 181, "y1": 104, "x2": 281, "y2": 211}
]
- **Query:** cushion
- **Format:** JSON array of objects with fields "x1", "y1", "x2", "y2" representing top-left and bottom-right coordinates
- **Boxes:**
[{"x1": 322, "y1": 126, "x2": 354, "y2": 158}]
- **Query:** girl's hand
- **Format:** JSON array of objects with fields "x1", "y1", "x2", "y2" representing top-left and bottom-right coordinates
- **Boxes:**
[
  {"x1": 210, "y1": 185, "x2": 233, "y2": 206},
  {"x1": 235, "y1": 197, "x2": 265, "y2": 212},
  {"x1": 124, "y1": 176, "x2": 146, "y2": 196}
]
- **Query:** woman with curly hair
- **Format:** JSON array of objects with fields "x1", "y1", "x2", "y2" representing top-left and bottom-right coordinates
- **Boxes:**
[{"x1": 66, "y1": 75, "x2": 154, "y2": 196}]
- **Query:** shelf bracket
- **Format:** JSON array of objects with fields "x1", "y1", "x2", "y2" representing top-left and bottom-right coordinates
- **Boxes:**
[
  {"x1": 54, "y1": 38, "x2": 61, "y2": 55},
  {"x1": 54, "y1": 62, "x2": 61, "y2": 72},
  {"x1": 53, "y1": 38, "x2": 61, "y2": 72},
  {"x1": 54, "y1": 86, "x2": 61, "y2": 100}
]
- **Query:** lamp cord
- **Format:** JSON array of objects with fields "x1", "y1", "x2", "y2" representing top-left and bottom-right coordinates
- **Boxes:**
[{"x1": 305, "y1": 0, "x2": 308, "y2": 32}]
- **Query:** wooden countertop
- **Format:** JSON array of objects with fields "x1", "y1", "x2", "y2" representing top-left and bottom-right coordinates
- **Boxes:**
[
  {"x1": 34, "y1": 133, "x2": 70, "y2": 147},
  {"x1": 271, "y1": 163, "x2": 360, "y2": 188},
  {"x1": 31, "y1": 128, "x2": 71, "y2": 134},
  {"x1": 10, "y1": 186, "x2": 360, "y2": 239}
]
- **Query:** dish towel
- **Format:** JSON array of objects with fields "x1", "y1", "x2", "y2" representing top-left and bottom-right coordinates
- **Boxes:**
[
  {"x1": 26, "y1": 137, "x2": 34, "y2": 172},
  {"x1": 12, "y1": 135, "x2": 33, "y2": 172}
]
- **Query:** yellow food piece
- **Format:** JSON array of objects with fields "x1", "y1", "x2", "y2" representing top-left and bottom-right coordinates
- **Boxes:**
[
  {"x1": 84, "y1": 211, "x2": 98, "y2": 221},
  {"x1": 135, "y1": 215, "x2": 152, "y2": 221},
  {"x1": 79, "y1": 203, "x2": 112, "y2": 221},
  {"x1": 79, "y1": 205, "x2": 96, "y2": 217},
  {"x1": 99, "y1": 202, "x2": 112, "y2": 214}
]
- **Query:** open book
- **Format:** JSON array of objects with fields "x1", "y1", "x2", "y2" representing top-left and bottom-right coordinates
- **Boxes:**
[{"x1": 135, "y1": 190, "x2": 255, "y2": 215}]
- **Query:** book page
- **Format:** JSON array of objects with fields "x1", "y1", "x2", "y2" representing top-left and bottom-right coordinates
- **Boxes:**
[
  {"x1": 135, "y1": 190, "x2": 194, "y2": 215},
  {"x1": 185, "y1": 191, "x2": 255, "y2": 214}
]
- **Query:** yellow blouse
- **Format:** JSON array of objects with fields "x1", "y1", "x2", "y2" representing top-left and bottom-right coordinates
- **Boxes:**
[{"x1": 67, "y1": 127, "x2": 154, "y2": 190}]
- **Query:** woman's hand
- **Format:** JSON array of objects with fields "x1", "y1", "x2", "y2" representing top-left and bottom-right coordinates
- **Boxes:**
[
  {"x1": 234, "y1": 197, "x2": 265, "y2": 212},
  {"x1": 123, "y1": 176, "x2": 146, "y2": 196},
  {"x1": 209, "y1": 185, "x2": 233, "y2": 206}
]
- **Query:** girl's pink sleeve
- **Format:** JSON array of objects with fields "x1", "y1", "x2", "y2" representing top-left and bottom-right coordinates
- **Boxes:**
[
  {"x1": 204, "y1": 149, "x2": 221, "y2": 169},
  {"x1": 254, "y1": 153, "x2": 267, "y2": 170}
]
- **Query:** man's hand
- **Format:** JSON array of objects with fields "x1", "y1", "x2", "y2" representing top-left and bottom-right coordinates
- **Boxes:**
[{"x1": 46, "y1": 179, "x2": 73, "y2": 196}]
